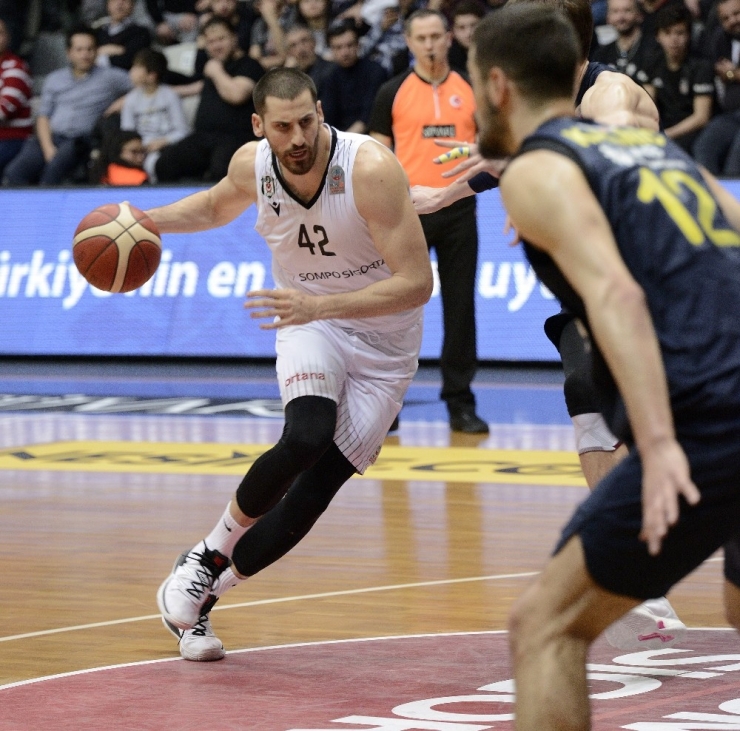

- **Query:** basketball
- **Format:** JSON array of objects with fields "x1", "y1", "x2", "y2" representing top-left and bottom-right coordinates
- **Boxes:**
[{"x1": 72, "y1": 202, "x2": 162, "y2": 293}]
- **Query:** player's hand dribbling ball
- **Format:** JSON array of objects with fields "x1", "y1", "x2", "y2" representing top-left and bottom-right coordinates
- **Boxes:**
[{"x1": 72, "y1": 202, "x2": 161, "y2": 293}]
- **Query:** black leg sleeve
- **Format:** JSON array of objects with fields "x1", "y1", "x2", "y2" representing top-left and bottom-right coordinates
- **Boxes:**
[
  {"x1": 231, "y1": 442, "x2": 357, "y2": 577},
  {"x1": 235, "y1": 395, "x2": 337, "y2": 518}
]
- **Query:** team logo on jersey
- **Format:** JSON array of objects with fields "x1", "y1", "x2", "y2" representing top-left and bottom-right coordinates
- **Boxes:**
[
  {"x1": 261, "y1": 175, "x2": 276, "y2": 199},
  {"x1": 679, "y1": 78, "x2": 689, "y2": 96},
  {"x1": 328, "y1": 165, "x2": 345, "y2": 194},
  {"x1": 449, "y1": 94, "x2": 462, "y2": 109}
]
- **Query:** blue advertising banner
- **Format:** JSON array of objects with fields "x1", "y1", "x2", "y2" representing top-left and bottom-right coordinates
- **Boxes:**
[{"x1": 3, "y1": 181, "x2": 739, "y2": 359}]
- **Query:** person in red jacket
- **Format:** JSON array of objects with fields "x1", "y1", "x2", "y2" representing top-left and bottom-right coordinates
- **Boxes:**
[{"x1": 0, "y1": 18, "x2": 32, "y2": 178}]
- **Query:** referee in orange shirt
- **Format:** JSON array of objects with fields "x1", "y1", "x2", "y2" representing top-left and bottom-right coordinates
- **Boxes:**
[{"x1": 369, "y1": 9, "x2": 488, "y2": 433}]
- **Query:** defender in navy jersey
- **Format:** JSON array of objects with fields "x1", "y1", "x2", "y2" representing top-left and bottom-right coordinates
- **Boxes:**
[
  {"x1": 469, "y1": 6, "x2": 740, "y2": 729},
  {"x1": 412, "y1": 0, "x2": 685, "y2": 653},
  {"x1": 147, "y1": 68, "x2": 433, "y2": 662}
]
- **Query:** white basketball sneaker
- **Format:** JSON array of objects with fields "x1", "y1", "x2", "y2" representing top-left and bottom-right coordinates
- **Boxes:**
[
  {"x1": 157, "y1": 541, "x2": 230, "y2": 630},
  {"x1": 160, "y1": 553, "x2": 243, "y2": 661},
  {"x1": 162, "y1": 611, "x2": 225, "y2": 662},
  {"x1": 604, "y1": 597, "x2": 686, "y2": 651}
]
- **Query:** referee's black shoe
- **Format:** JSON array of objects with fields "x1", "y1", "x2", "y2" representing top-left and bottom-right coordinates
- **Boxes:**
[{"x1": 449, "y1": 408, "x2": 489, "y2": 434}]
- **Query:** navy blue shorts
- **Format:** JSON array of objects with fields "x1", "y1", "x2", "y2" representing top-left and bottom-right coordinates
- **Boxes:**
[{"x1": 556, "y1": 427, "x2": 740, "y2": 600}]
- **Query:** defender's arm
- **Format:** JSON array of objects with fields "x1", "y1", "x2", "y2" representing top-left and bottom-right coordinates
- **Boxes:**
[{"x1": 580, "y1": 71, "x2": 660, "y2": 130}]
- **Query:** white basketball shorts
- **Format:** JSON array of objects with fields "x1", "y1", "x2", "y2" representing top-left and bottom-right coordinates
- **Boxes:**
[{"x1": 275, "y1": 318, "x2": 422, "y2": 473}]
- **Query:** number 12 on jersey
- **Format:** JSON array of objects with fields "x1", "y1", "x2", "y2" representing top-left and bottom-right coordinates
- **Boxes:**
[{"x1": 298, "y1": 224, "x2": 335, "y2": 256}]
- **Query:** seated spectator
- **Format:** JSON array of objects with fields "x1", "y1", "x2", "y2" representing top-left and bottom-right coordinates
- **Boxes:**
[
  {"x1": 81, "y1": 0, "x2": 155, "y2": 29},
  {"x1": 694, "y1": 0, "x2": 740, "y2": 173},
  {"x1": 96, "y1": 0, "x2": 153, "y2": 70},
  {"x1": 249, "y1": 0, "x2": 290, "y2": 68},
  {"x1": 359, "y1": 0, "x2": 407, "y2": 77},
  {"x1": 592, "y1": 0, "x2": 659, "y2": 81},
  {"x1": 198, "y1": 0, "x2": 255, "y2": 51},
  {"x1": 91, "y1": 129, "x2": 149, "y2": 184},
  {"x1": 121, "y1": 48, "x2": 190, "y2": 180},
  {"x1": 321, "y1": 20, "x2": 387, "y2": 133},
  {"x1": 285, "y1": 24, "x2": 335, "y2": 95},
  {"x1": 447, "y1": 0, "x2": 484, "y2": 74},
  {"x1": 641, "y1": 4, "x2": 714, "y2": 152},
  {"x1": 294, "y1": 0, "x2": 332, "y2": 58},
  {"x1": 155, "y1": 17, "x2": 264, "y2": 182},
  {"x1": 0, "y1": 18, "x2": 32, "y2": 178},
  {"x1": 4, "y1": 26, "x2": 132, "y2": 186},
  {"x1": 146, "y1": 0, "x2": 200, "y2": 44}
]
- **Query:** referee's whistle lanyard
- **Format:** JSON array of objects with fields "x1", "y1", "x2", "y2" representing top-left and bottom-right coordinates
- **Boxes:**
[{"x1": 432, "y1": 83, "x2": 441, "y2": 119}]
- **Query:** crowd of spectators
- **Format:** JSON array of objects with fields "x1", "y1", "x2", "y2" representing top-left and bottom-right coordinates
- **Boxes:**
[{"x1": 2, "y1": 0, "x2": 740, "y2": 187}]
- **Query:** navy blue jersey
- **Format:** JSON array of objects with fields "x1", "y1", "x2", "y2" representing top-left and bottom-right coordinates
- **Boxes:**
[
  {"x1": 469, "y1": 62, "x2": 612, "y2": 194},
  {"x1": 517, "y1": 116, "x2": 740, "y2": 442}
]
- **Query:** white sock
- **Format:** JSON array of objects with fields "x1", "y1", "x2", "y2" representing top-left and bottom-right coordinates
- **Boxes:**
[
  {"x1": 203, "y1": 502, "x2": 250, "y2": 557},
  {"x1": 213, "y1": 566, "x2": 246, "y2": 598}
]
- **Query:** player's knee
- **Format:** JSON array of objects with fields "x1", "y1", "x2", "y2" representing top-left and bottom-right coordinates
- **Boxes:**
[
  {"x1": 281, "y1": 396, "x2": 337, "y2": 467},
  {"x1": 508, "y1": 580, "x2": 554, "y2": 662},
  {"x1": 563, "y1": 364, "x2": 600, "y2": 419}
]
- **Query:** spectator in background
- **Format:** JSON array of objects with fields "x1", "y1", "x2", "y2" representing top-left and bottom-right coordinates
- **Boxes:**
[
  {"x1": 146, "y1": 0, "x2": 200, "y2": 44},
  {"x1": 0, "y1": 1, "x2": 27, "y2": 53},
  {"x1": 4, "y1": 26, "x2": 132, "y2": 186},
  {"x1": 641, "y1": 4, "x2": 714, "y2": 152},
  {"x1": 321, "y1": 20, "x2": 386, "y2": 132},
  {"x1": 249, "y1": 0, "x2": 290, "y2": 68},
  {"x1": 448, "y1": 0, "x2": 484, "y2": 74},
  {"x1": 359, "y1": 0, "x2": 408, "y2": 77},
  {"x1": 694, "y1": 0, "x2": 740, "y2": 173},
  {"x1": 155, "y1": 17, "x2": 264, "y2": 182},
  {"x1": 199, "y1": 0, "x2": 255, "y2": 51},
  {"x1": 592, "y1": 0, "x2": 658, "y2": 80},
  {"x1": 369, "y1": 9, "x2": 488, "y2": 434},
  {"x1": 96, "y1": 0, "x2": 153, "y2": 70},
  {"x1": 121, "y1": 48, "x2": 190, "y2": 181},
  {"x1": 294, "y1": 0, "x2": 332, "y2": 58},
  {"x1": 0, "y1": 18, "x2": 32, "y2": 179},
  {"x1": 285, "y1": 25, "x2": 335, "y2": 95},
  {"x1": 90, "y1": 128, "x2": 149, "y2": 184}
]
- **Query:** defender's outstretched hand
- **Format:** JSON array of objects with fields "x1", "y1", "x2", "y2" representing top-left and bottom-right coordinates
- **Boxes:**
[{"x1": 639, "y1": 439, "x2": 701, "y2": 555}]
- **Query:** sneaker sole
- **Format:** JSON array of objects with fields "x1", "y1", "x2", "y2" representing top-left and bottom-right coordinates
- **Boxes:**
[
  {"x1": 604, "y1": 615, "x2": 686, "y2": 651},
  {"x1": 161, "y1": 616, "x2": 225, "y2": 662}
]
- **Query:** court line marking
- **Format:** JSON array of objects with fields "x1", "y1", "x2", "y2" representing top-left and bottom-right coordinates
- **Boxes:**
[
  {"x1": 0, "y1": 571, "x2": 540, "y2": 645},
  {"x1": 1, "y1": 627, "x2": 734, "y2": 694}
]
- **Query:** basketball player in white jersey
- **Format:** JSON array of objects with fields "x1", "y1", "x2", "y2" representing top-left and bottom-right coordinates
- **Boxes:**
[{"x1": 149, "y1": 67, "x2": 433, "y2": 661}]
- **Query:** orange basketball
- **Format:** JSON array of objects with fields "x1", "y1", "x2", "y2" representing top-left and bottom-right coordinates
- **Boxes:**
[{"x1": 72, "y1": 202, "x2": 162, "y2": 293}]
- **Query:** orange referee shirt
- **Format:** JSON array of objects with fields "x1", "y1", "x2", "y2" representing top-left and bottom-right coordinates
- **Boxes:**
[{"x1": 369, "y1": 68, "x2": 477, "y2": 187}]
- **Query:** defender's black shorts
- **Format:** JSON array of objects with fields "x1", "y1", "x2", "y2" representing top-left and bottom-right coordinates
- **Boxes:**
[{"x1": 555, "y1": 425, "x2": 740, "y2": 600}]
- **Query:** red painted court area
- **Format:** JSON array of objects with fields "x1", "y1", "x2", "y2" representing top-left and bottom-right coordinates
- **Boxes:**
[{"x1": 1, "y1": 630, "x2": 739, "y2": 730}]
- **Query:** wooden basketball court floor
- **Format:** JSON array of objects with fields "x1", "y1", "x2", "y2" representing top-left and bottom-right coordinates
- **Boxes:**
[{"x1": 0, "y1": 360, "x2": 733, "y2": 729}]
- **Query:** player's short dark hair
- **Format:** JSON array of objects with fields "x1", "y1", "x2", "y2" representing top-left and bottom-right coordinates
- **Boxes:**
[
  {"x1": 326, "y1": 18, "x2": 358, "y2": 43},
  {"x1": 452, "y1": 0, "x2": 486, "y2": 20},
  {"x1": 507, "y1": 0, "x2": 592, "y2": 61},
  {"x1": 405, "y1": 8, "x2": 449, "y2": 34},
  {"x1": 472, "y1": 4, "x2": 580, "y2": 103},
  {"x1": 132, "y1": 48, "x2": 168, "y2": 81},
  {"x1": 654, "y1": 3, "x2": 692, "y2": 33},
  {"x1": 253, "y1": 67, "x2": 318, "y2": 116},
  {"x1": 66, "y1": 24, "x2": 97, "y2": 48}
]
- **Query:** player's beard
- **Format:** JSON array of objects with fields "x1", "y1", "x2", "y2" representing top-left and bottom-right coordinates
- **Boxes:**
[
  {"x1": 477, "y1": 96, "x2": 516, "y2": 160},
  {"x1": 277, "y1": 138, "x2": 320, "y2": 176}
]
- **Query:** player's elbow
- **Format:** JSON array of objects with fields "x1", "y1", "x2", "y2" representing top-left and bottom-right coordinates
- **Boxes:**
[{"x1": 414, "y1": 269, "x2": 434, "y2": 307}]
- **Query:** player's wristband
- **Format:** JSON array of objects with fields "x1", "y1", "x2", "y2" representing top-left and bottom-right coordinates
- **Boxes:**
[{"x1": 468, "y1": 172, "x2": 499, "y2": 193}]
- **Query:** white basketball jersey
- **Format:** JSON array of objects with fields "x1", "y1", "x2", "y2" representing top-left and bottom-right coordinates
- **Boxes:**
[{"x1": 254, "y1": 127, "x2": 423, "y2": 333}]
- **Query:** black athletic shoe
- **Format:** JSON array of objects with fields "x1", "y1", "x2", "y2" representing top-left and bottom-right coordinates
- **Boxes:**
[
  {"x1": 449, "y1": 409, "x2": 489, "y2": 434},
  {"x1": 387, "y1": 415, "x2": 400, "y2": 434}
]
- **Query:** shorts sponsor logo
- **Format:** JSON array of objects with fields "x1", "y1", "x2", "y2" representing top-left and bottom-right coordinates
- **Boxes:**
[{"x1": 284, "y1": 371, "x2": 326, "y2": 388}]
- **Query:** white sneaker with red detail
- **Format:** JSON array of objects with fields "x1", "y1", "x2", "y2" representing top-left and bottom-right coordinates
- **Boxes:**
[{"x1": 603, "y1": 597, "x2": 686, "y2": 651}]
